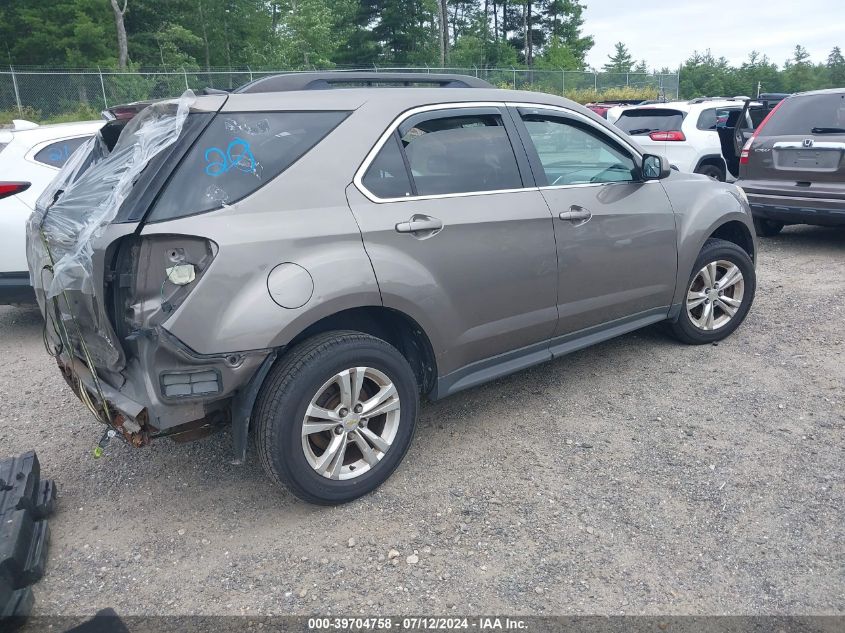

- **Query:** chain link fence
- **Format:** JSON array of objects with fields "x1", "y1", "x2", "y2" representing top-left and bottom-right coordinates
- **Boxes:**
[{"x1": 1, "y1": 66, "x2": 679, "y2": 121}]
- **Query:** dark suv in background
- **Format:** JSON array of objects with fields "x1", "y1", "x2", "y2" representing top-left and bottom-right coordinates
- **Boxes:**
[{"x1": 721, "y1": 89, "x2": 845, "y2": 235}]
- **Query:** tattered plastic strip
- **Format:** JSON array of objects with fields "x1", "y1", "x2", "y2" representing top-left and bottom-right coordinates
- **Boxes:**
[{"x1": 27, "y1": 90, "x2": 196, "y2": 299}]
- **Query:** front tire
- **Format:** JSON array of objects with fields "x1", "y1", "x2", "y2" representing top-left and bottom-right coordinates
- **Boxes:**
[
  {"x1": 753, "y1": 216, "x2": 784, "y2": 237},
  {"x1": 255, "y1": 331, "x2": 419, "y2": 505},
  {"x1": 669, "y1": 238, "x2": 755, "y2": 345}
]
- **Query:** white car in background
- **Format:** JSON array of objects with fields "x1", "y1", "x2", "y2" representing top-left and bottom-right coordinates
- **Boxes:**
[
  {"x1": 613, "y1": 98, "x2": 756, "y2": 182},
  {"x1": 0, "y1": 119, "x2": 104, "y2": 303}
]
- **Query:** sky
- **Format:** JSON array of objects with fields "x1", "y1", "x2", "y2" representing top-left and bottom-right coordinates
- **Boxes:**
[{"x1": 583, "y1": 1, "x2": 844, "y2": 71}]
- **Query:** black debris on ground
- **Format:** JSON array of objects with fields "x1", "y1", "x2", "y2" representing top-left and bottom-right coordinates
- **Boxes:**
[{"x1": 0, "y1": 451, "x2": 57, "y2": 631}]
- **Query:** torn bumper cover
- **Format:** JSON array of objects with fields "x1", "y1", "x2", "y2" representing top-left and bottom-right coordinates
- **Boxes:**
[{"x1": 56, "y1": 330, "x2": 270, "y2": 447}]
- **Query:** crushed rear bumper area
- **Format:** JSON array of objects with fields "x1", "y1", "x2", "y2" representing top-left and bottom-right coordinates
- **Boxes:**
[{"x1": 56, "y1": 327, "x2": 272, "y2": 448}]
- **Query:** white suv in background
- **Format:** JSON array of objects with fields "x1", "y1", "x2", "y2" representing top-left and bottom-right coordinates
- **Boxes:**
[
  {"x1": 614, "y1": 98, "x2": 755, "y2": 182},
  {"x1": 0, "y1": 119, "x2": 104, "y2": 303}
]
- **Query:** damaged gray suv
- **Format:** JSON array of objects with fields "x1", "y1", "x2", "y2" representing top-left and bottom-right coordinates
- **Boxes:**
[{"x1": 28, "y1": 73, "x2": 758, "y2": 504}]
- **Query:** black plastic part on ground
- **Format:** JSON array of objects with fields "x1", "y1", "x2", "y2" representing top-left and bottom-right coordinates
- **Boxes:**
[{"x1": 0, "y1": 451, "x2": 57, "y2": 631}]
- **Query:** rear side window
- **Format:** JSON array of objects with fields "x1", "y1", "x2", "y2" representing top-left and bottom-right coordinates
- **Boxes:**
[
  {"x1": 34, "y1": 136, "x2": 91, "y2": 168},
  {"x1": 616, "y1": 109, "x2": 685, "y2": 135},
  {"x1": 362, "y1": 134, "x2": 413, "y2": 199},
  {"x1": 399, "y1": 113, "x2": 522, "y2": 195},
  {"x1": 149, "y1": 111, "x2": 348, "y2": 221},
  {"x1": 759, "y1": 93, "x2": 845, "y2": 136}
]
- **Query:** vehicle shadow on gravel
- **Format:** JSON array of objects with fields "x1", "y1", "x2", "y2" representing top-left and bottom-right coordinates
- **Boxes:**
[
  {"x1": 0, "y1": 304, "x2": 42, "y2": 331},
  {"x1": 763, "y1": 224, "x2": 845, "y2": 249},
  {"x1": 47, "y1": 320, "x2": 679, "y2": 511}
]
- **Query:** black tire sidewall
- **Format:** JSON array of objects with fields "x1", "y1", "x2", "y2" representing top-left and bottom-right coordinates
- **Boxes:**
[
  {"x1": 696, "y1": 165, "x2": 725, "y2": 182},
  {"x1": 673, "y1": 241, "x2": 755, "y2": 344},
  {"x1": 262, "y1": 338, "x2": 418, "y2": 504},
  {"x1": 753, "y1": 217, "x2": 784, "y2": 237}
]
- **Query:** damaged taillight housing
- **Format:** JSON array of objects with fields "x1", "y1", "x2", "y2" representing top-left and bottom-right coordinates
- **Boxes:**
[{"x1": 108, "y1": 235, "x2": 217, "y2": 345}]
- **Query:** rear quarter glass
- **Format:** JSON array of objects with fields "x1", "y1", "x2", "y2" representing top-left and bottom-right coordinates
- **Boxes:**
[
  {"x1": 148, "y1": 111, "x2": 349, "y2": 222},
  {"x1": 760, "y1": 93, "x2": 845, "y2": 136},
  {"x1": 33, "y1": 136, "x2": 92, "y2": 168}
]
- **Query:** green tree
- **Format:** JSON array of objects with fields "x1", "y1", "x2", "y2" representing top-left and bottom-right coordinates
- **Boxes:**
[
  {"x1": 603, "y1": 42, "x2": 634, "y2": 73},
  {"x1": 827, "y1": 46, "x2": 845, "y2": 86},
  {"x1": 541, "y1": 0, "x2": 592, "y2": 69}
]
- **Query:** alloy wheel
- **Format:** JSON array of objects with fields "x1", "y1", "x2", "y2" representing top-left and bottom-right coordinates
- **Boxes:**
[
  {"x1": 301, "y1": 367, "x2": 401, "y2": 480},
  {"x1": 686, "y1": 260, "x2": 745, "y2": 331}
]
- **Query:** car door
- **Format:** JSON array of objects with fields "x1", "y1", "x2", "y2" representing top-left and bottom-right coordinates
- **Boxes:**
[
  {"x1": 346, "y1": 104, "x2": 559, "y2": 379},
  {"x1": 510, "y1": 105, "x2": 677, "y2": 340}
]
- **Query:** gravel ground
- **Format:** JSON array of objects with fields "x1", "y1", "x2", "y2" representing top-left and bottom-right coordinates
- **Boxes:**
[{"x1": 1, "y1": 225, "x2": 843, "y2": 618}]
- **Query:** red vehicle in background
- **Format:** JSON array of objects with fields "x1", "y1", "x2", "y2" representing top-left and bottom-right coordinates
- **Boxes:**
[{"x1": 585, "y1": 99, "x2": 652, "y2": 119}]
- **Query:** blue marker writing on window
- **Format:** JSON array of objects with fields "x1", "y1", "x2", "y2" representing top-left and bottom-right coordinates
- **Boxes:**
[
  {"x1": 48, "y1": 144, "x2": 71, "y2": 163},
  {"x1": 204, "y1": 138, "x2": 257, "y2": 177}
]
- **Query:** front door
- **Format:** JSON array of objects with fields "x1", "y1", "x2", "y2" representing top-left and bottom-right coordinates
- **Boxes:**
[
  {"x1": 346, "y1": 105, "x2": 559, "y2": 378},
  {"x1": 511, "y1": 106, "x2": 678, "y2": 338}
]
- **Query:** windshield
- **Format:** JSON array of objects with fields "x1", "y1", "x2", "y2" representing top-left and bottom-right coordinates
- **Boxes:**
[
  {"x1": 760, "y1": 93, "x2": 845, "y2": 136},
  {"x1": 615, "y1": 109, "x2": 685, "y2": 135}
]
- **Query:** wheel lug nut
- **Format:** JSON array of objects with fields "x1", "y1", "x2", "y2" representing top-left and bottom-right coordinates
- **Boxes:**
[
  {"x1": 354, "y1": 404, "x2": 363, "y2": 414},
  {"x1": 339, "y1": 408, "x2": 348, "y2": 417},
  {"x1": 334, "y1": 425, "x2": 344, "y2": 435},
  {"x1": 360, "y1": 418, "x2": 368, "y2": 427}
]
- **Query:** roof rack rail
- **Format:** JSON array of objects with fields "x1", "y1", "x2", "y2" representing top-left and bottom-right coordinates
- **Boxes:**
[
  {"x1": 234, "y1": 72, "x2": 494, "y2": 94},
  {"x1": 687, "y1": 96, "x2": 749, "y2": 104}
]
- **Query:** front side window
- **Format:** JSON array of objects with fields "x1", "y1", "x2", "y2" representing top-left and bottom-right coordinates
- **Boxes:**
[
  {"x1": 398, "y1": 113, "x2": 522, "y2": 196},
  {"x1": 34, "y1": 136, "x2": 92, "y2": 168},
  {"x1": 521, "y1": 114, "x2": 636, "y2": 186},
  {"x1": 150, "y1": 111, "x2": 349, "y2": 221}
]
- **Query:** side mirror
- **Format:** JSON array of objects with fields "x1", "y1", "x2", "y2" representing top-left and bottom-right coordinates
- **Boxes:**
[{"x1": 641, "y1": 153, "x2": 671, "y2": 180}]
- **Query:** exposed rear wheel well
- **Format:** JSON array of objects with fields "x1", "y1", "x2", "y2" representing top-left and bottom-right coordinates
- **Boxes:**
[
  {"x1": 709, "y1": 221, "x2": 755, "y2": 262},
  {"x1": 287, "y1": 307, "x2": 437, "y2": 395}
]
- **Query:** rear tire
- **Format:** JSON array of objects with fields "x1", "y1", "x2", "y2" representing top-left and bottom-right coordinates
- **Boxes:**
[
  {"x1": 255, "y1": 331, "x2": 418, "y2": 505},
  {"x1": 695, "y1": 163, "x2": 725, "y2": 181},
  {"x1": 753, "y1": 216, "x2": 784, "y2": 237},
  {"x1": 669, "y1": 238, "x2": 755, "y2": 345}
]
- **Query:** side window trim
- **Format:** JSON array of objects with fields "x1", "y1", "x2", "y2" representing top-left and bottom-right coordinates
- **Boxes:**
[
  {"x1": 510, "y1": 105, "x2": 642, "y2": 189},
  {"x1": 355, "y1": 102, "x2": 535, "y2": 203}
]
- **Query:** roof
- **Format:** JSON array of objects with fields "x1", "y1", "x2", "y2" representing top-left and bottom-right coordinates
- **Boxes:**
[
  {"x1": 619, "y1": 98, "x2": 754, "y2": 114},
  {"x1": 218, "y1": 86, "x2": 584, "y2": 114},
  {"x1": 792, "y1": 87, "x2": 845, "y2": 97},
  {"x1": 1, "y1": 119, "x2": 104, "y2": 142},
  {"x1": 234, "y1": 72, "x2": 494, "y2": 93}
]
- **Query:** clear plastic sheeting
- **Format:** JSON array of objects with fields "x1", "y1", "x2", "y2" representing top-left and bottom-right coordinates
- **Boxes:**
[{"x1": 26, "y1": 91, "x2": 196, "y2": 299}]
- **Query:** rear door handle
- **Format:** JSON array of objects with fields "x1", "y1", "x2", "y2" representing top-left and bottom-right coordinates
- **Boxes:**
[
  {"x1": 558, "y1": 206, "x2": 592, "y2": 222},
  {"x1": 395, "y1": 215, "x2": 444, "y2": 234}
]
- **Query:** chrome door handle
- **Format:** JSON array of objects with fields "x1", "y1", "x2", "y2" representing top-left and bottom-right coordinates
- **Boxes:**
[
  {"x1": 558, "y1": 207, "x2": 592, "y2": 222},
  {"x1": 395, "y1": 215, "x2": 444, "y2": 234}
]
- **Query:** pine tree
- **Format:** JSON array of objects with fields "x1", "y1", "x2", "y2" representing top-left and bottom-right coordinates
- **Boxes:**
[{"x1": 603, "y1": 42, "x2": 634, "y2": 73}]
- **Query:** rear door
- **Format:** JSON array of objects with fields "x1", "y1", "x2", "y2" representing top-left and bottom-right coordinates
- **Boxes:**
[
  {"x1": 511, "y1": 106, "x2": 677, "y2": 338},
  {"x1": 743, "y1": 92, "x2": 845, "y2": 196},
  {"x1": 347, "y1": 104, "x2": 559, "y2": 378}
]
